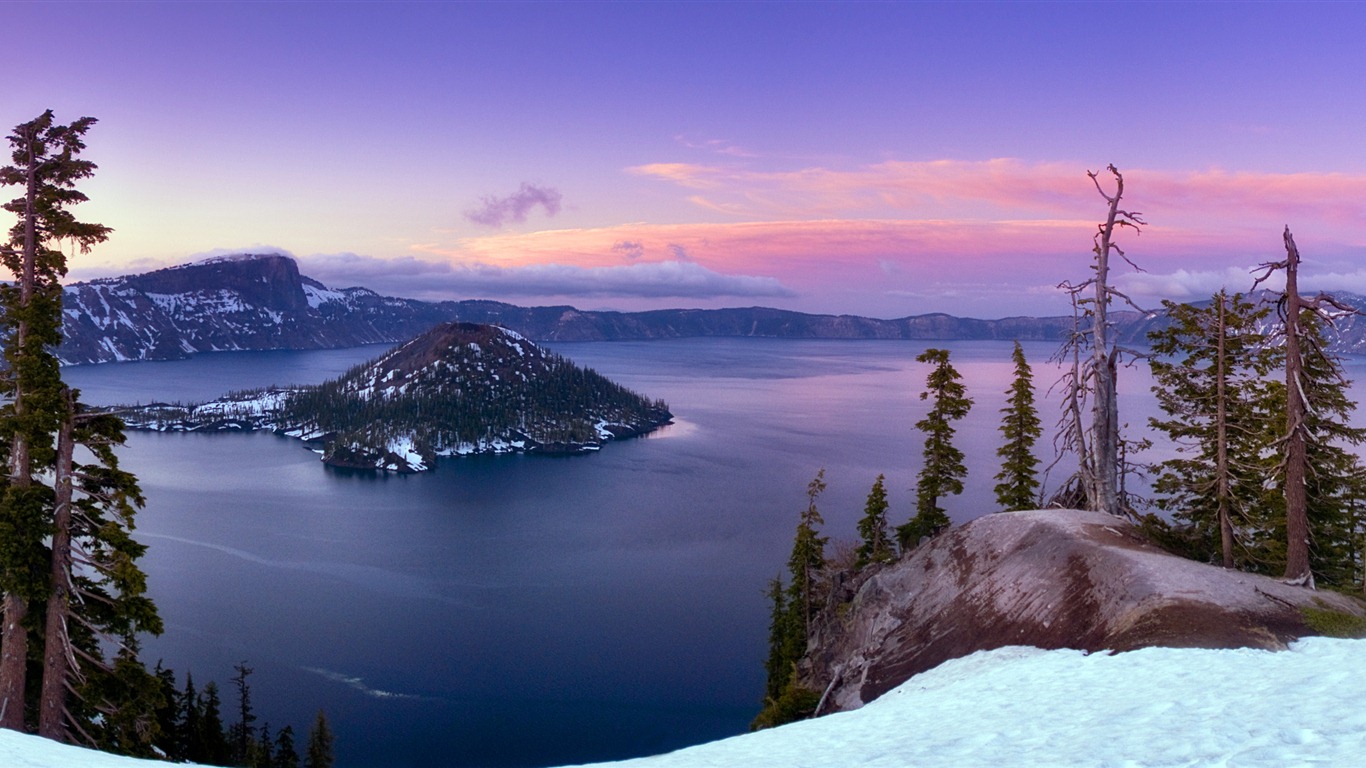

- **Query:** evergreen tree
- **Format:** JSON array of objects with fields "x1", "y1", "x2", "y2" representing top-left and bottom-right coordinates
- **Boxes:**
[
  {"x1": 0, "y1": 110, "x2": 159, "y2": 746},
  {"x1": 199, "y1": 681, "x2": 230, "y2": 766},
  {"x1": 993, "y1": 342, "x2": 1042, "y2": 511},
  {"x1": 0, "y1": 109, "x2": 110, "y2": 730},
  {"x1": 182, "y1": 674, "x2": 203, "y2": 763},
  {"x1": 759, "y1": 576, "x2": 791, "y2": 703},
  {"x1": 899, "y1": 349, "x2": 972, "y2": 549},
  {"x1": 152, "y1": 664, "x2": 181, "y2": 761},
  {"x1": 256, "y1": 722, "x2": 275, "y2": 768},
  {"x1": 1253, "y1": 228, "x2": 1364, "y2": 586},
  {"x1": 855, "y1": 474, "x2": 894, "y2": 567},
  {"x1": 229, "y1": 661, "x2": 257, "y2": 765},
  {"x1": 305, "y1": 710, "x2": 335, "y2": 768},
  {"x1": 1147, "y1": 292, "x2": 1279, "y2": 568},
  {"x1": 275, "y1": 724, "x2": 301, "y2": 768},
  {"x1": 1249, "y1": 312, "x2": 1366, "y2": 587},
  {"x1": 786, "y1": 469, "x2": 828, "y2": 641}
]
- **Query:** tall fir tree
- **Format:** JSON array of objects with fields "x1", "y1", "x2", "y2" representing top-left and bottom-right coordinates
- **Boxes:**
[
  {"x1": 759, "y1": 576, "x2": 792, "y2": 703},
  {"x1": 786, "y1": 469, "x2": 828, "y2": 642},
  {"x1": 275, "y1": 725, "x2": 301, "y2": 768},
  {"x1": 1147, "y1": 292, "x2": 1279, "y2": 568},
  {"x1": 1248, "y1": 312, "x2": 1366, "y2": 587},
  {"x1": 198, "y1": 681, "x2": 230, "y2": 767},
  {"x1": 993, "y1": 342, "x2": 1042, "y2": 511},
  {"x1": 229, "y1": 661, "x2": 257, "y2": 766},
  {"x1": 855, "y1": 474, "x2": 894, "y2": 567},
  {"x1": 0, "y1": 110, "x2": 159, "y2": 747},
  {"x1": 305, "y1": 710, "x2": 335, "y2": 768},
  {"x1": 898, "y1": 349, "x2": 972, "y2": 549}
]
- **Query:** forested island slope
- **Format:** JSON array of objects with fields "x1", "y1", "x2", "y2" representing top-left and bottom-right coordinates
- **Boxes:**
[{"x1": 114, "y1": 322, "x2": 672, "y2": 472}]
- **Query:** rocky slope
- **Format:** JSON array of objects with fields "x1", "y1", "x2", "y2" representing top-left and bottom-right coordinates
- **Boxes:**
[
  {"x1": 115, "y1": 322, "x2": 672, "y2": 471},
  {"x1": 58, "y1": 253, "x2": 1155, "y2": 364},
  {"x1": 804, "y1": 508, "x2": 1366, "y2": 713}
]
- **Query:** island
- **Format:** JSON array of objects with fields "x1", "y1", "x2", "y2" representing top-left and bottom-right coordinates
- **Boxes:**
[{"x1": 112, "y1": 322, "x2": 674, "y2": 472}]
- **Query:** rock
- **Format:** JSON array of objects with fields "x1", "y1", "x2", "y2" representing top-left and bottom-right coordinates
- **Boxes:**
[{"x1": 805, "y1": 508, "x2": 1366, "y2": 713}]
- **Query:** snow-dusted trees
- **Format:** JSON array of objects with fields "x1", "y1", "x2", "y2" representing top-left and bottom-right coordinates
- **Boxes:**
[
  {"x1": 994, "y1": 342, "x2": 1041, "y2": 511},
  {"x1": 1056, "y1": 165, "x2": 1146, "y2": 514},
  {"x1": 1148, "y1": 292, "x2": 1279, "y2": 568},
  {"x1": 898, "y1": 349, "x2": 972, "y2": 549}
]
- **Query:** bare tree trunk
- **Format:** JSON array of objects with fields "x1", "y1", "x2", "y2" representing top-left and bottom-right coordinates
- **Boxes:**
[
  {"x1": 1089, "y1": 169, "x2": 1123, "y2": 514},
  {"x1": 1282, "y1": 229, "x2": 1312, "y2": 586},
  {"x1": 38, "y1": 392, "x2": 76, "y2": 740},
  {"x1": 1215, "y1": 293, "x2": 1235, "y2": 568}
]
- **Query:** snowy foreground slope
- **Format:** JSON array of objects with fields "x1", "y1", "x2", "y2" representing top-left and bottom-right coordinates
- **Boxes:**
[
  {"x1": 574, "y1": 638, "x2": 1365, "y2": 768},
  {"x1": 3, "y1": 639, "x2": 1362, "y2": 768}
]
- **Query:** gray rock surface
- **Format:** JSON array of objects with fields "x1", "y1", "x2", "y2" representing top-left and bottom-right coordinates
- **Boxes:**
[{"x1": 806, "y1": 509, "x2": 1366, "y2": 712}]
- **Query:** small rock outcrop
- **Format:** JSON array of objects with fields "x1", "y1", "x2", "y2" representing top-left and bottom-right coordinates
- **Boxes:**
[{"x1": 806, "y1": 509, "x2": 1366, "y2": 713}]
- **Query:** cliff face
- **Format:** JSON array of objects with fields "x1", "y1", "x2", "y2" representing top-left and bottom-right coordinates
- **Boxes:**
[{"x1": 805, "y1": 509, "x2": 1366, "y2": 713}]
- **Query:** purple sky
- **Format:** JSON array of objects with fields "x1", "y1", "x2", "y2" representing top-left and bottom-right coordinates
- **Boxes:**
[{"x1": 7, "y1": 1, "x2": 1366, "y2": 318}]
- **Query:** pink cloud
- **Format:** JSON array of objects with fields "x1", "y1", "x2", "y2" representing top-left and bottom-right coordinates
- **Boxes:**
[{"x1": 626, "y1": 159, "x2": 1366, "y2": 252}]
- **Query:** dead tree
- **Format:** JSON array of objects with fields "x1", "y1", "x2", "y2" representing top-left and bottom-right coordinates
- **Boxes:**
[
  {"x1": 1054, "y1": 165, "x2": 1146, "y2": 514},
  {"x1": 1253, "y1": 227, "x2": 1357, "y2": 588}
]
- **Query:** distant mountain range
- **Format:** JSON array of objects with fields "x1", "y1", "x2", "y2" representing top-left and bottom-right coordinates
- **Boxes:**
[{"x1": 56, "y1": 253, "x2": 1366, "y2": 365}]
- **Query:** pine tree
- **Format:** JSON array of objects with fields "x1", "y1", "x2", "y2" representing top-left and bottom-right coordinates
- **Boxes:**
[
  {"x1": 229, "y1": 661, "x2": 257, "y2": 765},
  {"x1": 855, "y1": 474, "x2": 894, "y2": 567},
  {"x1": 1249, "y1": 312, "x2": 1366, "y2": 587},
  {"x1": 993, "y1": 342, "x2": 1042, "y2": 511},
  {"x1": 0, "y1": 111, "x2": 159, "y2": 745},
  {"x1": 1253, "y1": 228, "x2": 1363, "y2": 586},
  {"x1": 181, "y1": 674, "x2": 203, "y2": 763},
  {"x1": 759, "y1": 576, "x2": 791, "y2": 702},
  {"x1": 1147, "y1": 292, "x2": 1279, "y2": 568},
  {"x1": 256, "y1": 722, "x2": 275, "y2": 768},
  {"x1": 0, "y1": 109, "x2": 110, "y2": 730},
  {"x1": 786, "y1": 469, "x2": 828, "y2": 641},
  {"x1": 199, "y1": 682, "x2": 230, "y2": 766},
  {"x1": 275, "y1": 724, "x2": 301, "y2": 768},
  {"x1": 899, "y1": 349, "x2": 972, "y2": 549},
  {"x1": 305, "y1": 710, "x2": 335, "y2": 768}
]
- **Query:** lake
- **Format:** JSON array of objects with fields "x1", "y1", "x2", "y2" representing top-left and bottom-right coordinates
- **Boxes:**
[{"x1": 61, "y1": 338, "x2": 1366, "y2": 767}]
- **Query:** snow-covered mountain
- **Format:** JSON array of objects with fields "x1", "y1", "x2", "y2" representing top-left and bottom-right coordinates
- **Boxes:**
[
  {"x1": 55, "y1": 254, "x2": 1110, "y2": 365},
  {"x1": 59, "y1": 254, "x2": 466, "y2": 364},
  {"x1": 3, "y1": 638, "x2": 1362, "y2": 768},
  {"x1": 115, "y1": 322, "x2": 673, "y2": 472}
]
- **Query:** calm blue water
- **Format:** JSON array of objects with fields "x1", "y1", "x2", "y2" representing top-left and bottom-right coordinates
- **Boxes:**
[{"x1": 61, "y1": 339, "x2": 1366, "y2": 767}]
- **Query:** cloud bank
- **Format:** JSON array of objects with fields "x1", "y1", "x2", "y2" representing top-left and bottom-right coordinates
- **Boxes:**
[
  {"x1": 296, "y1": 252, "x2": 793, "y2": 302},
  {"x1": 464, "y1": 183, "x2": 563, "y2": 227}
]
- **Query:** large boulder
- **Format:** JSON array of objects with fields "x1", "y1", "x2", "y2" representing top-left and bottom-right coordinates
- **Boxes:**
[{"x1": 806, "y1": 508, "x2": 1366, "y2": 712}]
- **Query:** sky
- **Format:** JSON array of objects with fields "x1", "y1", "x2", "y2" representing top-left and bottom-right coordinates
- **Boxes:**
[
  {"x1": 3, "y1": 638, "x2": 1363, "y2": 767},
  {"x1": 6, "y1": 1, "x2": 1366, "y2": 319}
]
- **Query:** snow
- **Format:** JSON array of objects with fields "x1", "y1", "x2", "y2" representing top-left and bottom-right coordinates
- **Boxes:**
[
  {"x1": 301, "y1": 281, "x2": 347, "y2": 308},
  {"x1": 1, "y1": 638, "x2": 1363, "y2": 767},
  {"x1": 568, "y1": 638, "x2": 1366, "y2": 768}
]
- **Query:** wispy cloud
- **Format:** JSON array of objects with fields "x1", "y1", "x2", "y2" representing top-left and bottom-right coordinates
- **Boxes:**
[
  {"x1": 464, "y1": 183, "x2": 563, "y2": 227},
  {"x1": 302, "y1": 667, "x2": 422, "y2": 701}
]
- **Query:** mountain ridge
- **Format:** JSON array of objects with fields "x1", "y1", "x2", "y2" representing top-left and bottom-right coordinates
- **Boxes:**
[
  {"x1": 58, "y1": 253, "x2": 1366, "y2": 365},
  {"x1": 56, "y1": 254, "x2": 1142, "y2": 365}
]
